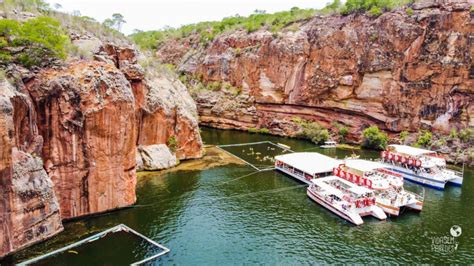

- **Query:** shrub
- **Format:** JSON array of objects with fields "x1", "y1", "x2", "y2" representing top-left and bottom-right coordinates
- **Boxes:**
[
  {"x1": 459, "y1": 128, "x2": 474, "y2": 143},
  {"x1": 296, "y1": 120, "x2": 329, "y2": 145},
  {"x1": 341, "y1": 0, "x2": 410, "y2": 16},
  {"x1": 368, "y1": 6, "x2": 383, "y2": 17},
  {"x1": 0, "y1": 17, "x2": 69, "y2": 67},
  {"x1": 338, "y1": 126, "x2": 349, "y2": 142},
  {"x1": 248, "y1": 127, "x2": 270, "y2": 134},
  {"x1": 361, "y1": 126, "x2": 388, "y2": 150},
  {"x1": 406, "y1": 7, "x2": 414, "y2": 16},
  {"x1": 416, "y1": 130, "x2": 432, "y2": 148},
  {"x1": 167, "y1": 136, "x2": 177, "y2": 153},
  {"x1": 207, "y1": 81, "x2": 221, "y2": 91},
  {"x1": 399, "y1": 130, "x2": 409, "y2": 143},
  {"x1": 449, "y1": 128, "x2": 458, "y2": 140},
  {"x1": 332, "y1": 122, "x2": 349, "y2": 143}
]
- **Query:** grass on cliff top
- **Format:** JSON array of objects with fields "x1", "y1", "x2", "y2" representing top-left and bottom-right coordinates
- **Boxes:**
[
  {"x1": 129, "y1": 6, "x2": 338, "y2": 50},
  {"x1": 129, "y1": 0, "x2": 414, "y2": 50}
]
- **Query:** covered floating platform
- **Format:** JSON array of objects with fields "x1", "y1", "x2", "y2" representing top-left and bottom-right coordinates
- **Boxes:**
[{"x1": 274, "y1": 152, "x2": 340, "y2": 184}]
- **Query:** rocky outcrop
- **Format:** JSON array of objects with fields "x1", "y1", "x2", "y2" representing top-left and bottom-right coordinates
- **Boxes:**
[
  {"x1": 158, "y1": 0, "x2": 474, "y2": 141},
  {"x1": 0, "y1": 81, "x2": 63, "y2": 257},
  {"x1": 137, "y1": 144, "x2": 178, "y2": 171}
]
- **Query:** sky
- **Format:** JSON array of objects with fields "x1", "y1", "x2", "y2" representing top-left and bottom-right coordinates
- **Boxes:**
[{"x1": 45, "y1": 0, "x2": 331, "y2": 35}]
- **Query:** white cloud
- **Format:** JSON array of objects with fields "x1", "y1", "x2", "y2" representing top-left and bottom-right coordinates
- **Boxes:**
[{"x1": 46, "y1": 0, "x2": 331, "y2": 34}]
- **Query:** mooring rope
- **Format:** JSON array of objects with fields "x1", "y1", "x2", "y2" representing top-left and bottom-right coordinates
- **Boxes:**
[
  {"x1": 203, "y1": 184, "x2": 308, "y2": 202},
  {"x1": 217, "y1": 169, "x2": 263, "y2": 185}
]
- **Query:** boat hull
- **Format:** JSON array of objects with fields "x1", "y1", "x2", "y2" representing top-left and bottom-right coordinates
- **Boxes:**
[
  {"x1": 376, "y1": 202, "x2": 400, "y2": 216},
  {"x1": 306, "y1": 188, "x2": 363, "y2": 225},
  {"x1": 384, "y1": 167, "x2": 446, "y2": 190}
]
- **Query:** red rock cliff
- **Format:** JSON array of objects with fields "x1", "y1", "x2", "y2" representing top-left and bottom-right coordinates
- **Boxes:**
[
  {"x1": 158, "y1": 1, "x2": 474, "y2": 140},
  {"x1": 0, "y1": 80, "x2": 63, "y2": 257},
  {"x1": 0, "y1": 39, "x2": 203, "y2": 257}
]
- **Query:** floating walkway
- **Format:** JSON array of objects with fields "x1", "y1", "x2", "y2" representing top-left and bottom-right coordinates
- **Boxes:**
[
  {"x1": 217, "y1": 141, "x2": 293, "y2": 171},
  {"x1": 18, "y1": 224, "x2": 170, "y2": 265}
]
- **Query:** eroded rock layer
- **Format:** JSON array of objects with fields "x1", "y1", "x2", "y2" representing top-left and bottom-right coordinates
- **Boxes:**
[{"x1": 158, "y1": 1, "x2": 474, "y2": 140}]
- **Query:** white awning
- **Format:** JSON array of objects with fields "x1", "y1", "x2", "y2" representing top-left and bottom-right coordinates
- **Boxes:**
[
  {"x1": 344, "y1": 159, "x2": 386, "y2": 172},
  {"x1": 275, "y1": 152, "x2": 340, "y2": 175},
  {"x1": 388, "y1": 145, "x2": 436, "y2": 156}
]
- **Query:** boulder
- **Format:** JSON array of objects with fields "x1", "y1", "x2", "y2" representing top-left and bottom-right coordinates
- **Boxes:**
[{"x1": 138, "y1": 144, "x2": 178, "y2": 171}]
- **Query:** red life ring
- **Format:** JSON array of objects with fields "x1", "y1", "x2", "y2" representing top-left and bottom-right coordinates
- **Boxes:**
[{"x1": 355, "y1": 200, "x2": 360, "y2": 208}]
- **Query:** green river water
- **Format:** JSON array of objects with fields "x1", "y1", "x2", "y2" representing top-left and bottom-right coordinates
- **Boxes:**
[{"x1": 4, "y1": 127, "x2": 474, "y2": 265}]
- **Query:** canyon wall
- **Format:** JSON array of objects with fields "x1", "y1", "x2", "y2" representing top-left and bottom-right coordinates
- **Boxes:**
[
  {"x1": 0, "y1": 39, "x2": 203, "y2": 257},
  {"x1": 0, "y1": 80, "x2": 63, "y2": 257},
  {"x1": 158, "y1": 0, "x2": 474, "y2": 141}
]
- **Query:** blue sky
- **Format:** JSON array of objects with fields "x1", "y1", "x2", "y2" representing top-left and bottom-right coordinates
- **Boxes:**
[{"x1": 46, "y1": 0, "x2": 330, "y2": 34}]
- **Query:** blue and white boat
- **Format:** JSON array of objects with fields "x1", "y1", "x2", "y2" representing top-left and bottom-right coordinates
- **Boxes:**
[{"x1": 380, "y1": 145, "x2": 463, "y2": 190}]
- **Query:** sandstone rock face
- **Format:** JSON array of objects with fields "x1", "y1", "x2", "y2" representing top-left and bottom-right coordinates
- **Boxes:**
[
  {"x1": 26, "y1": 62, "x2": 138, "y2": 219},
  {"x1": 0, "y1": 81, "x2": 63, "y2": 257},
  {"x1": 158, "y1": 1, "x2": 474, "y2": 140},
  {"x1": 99, "y1": 43, "x2": 204, "y2": 160},
  {"x1": 138, "y1": 144, "x2": 178, "y2": 170}
]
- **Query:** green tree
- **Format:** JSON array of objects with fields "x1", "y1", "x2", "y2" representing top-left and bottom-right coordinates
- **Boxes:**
[
  {"x1": 20, "y1": 16, "x2": 69, "y2": 59},
  {"x1": 416, "y1": 130, "x2": 432, "y2": 148},
  {"x1": 399, "y1": 130, "x2": 409, "y2": 144},
  {"x1": 102, "y1": 18, "x2": 114, "y2": 29},
  {"x1": 112, "y1": 13, "x2": 126, "y2": 31},
  {"x1": 298, "y1": 121, "x2": 329, "y2": 145},
  {"x1": 361, "y1": 126, "x2": 388, "y2": 150}
]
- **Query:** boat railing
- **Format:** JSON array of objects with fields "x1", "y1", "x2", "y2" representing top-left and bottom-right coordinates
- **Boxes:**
[{"x1": 451, "y1": 170, "x2": 463, "y2": 178}]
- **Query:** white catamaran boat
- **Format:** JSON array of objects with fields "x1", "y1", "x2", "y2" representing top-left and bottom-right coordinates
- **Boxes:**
[
  {"x1": 334, "y1": 159, "x2": 424, "y2": 216},
  {"x1": 320, "y1": 141, "x2": 337, "y2": 149},
  {"x1": 307, "y1": 176, "x2": 387, "y2": 225},
  {"x1": 274, "y1": 152, "x2": 340, "y2": 184},
  {"x1": 380, "y1": 145, "x2": 463, "y2": 190}
]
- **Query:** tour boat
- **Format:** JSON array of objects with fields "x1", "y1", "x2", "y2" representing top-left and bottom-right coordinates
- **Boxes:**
[
  {"x1": 320, "y1": 141, "x2": 337, "y2": 149},
  {"x1": 333, "y1": 159, "x2": 423, "y2": 216},
  {"x1": 379, "y1": 145, "x2": 463, "y2": 190},
  {"x1": 274, "y1": 152, "x2": 340, "y2": 184},
  {"x1": 307, "y1": 176, "x2": 387, "y2": 225}
]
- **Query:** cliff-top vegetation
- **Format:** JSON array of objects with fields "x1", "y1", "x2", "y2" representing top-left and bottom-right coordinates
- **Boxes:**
[{"x1": 130, "y1": 0, "x2": 414, "y2": 50}]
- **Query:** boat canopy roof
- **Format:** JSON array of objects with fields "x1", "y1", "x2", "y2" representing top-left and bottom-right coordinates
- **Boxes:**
[
  {"x1": 389, "y1": 145, "x2": 436, "y2": 156},
  {"x1": 275, "y1": 152, "x2": 340, "y2": 175},
  {"x1": 311, "y1": 176, "x2": 372, "y2": 196},
  {"x1": 344, "y1": 159, "x2": 385, "y2": 173}
]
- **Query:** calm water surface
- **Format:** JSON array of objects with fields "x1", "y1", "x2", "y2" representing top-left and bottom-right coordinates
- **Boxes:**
[{"x1": 6, "y1": 128, "x2": 474, "y2": 264}]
